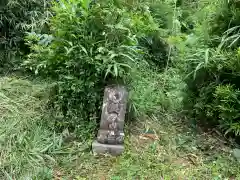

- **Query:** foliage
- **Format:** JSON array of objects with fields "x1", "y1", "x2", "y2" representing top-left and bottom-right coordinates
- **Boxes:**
[
  {"x1": 130, "y1": 62, "x2": 185, "y2": 116},
  {"x1": 149, "y1": 0, "x2": 174, "y2": 30},
  {"x1": 138, "y1": 33, "x2": 170, "y2": 70},
  {"x1": 214, "y1": 85, "x2": 240, "y2": 135},
  {"x1": 184, "y1": 49, "x2": 240, "y2": 134},
  {"x1": 2, "y1": 0, "x2": 240, "y2": 178},
  {"x1": 113, "y1": 0, "x2": 172, "y2": 70},
  {"x1": 205, "y1": 0, "x2": 240, "y2": 47},
  {"x1": 0, "y1": 0, "x2": 51, "y2": 70},
  {"x1": 1, "y1": 77, "x2": 240, "y2": 179},
  {"x1": 179, "y1": 0, "x2": 240, "y2": 136},
  {"x1": 24, "y1": 0, "x2": 142, "y2": 136}
]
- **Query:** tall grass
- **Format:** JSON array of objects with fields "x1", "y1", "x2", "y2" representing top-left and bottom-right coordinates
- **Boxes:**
[
  {"x1": 130, "y1": 63, "x2": 185, "y2": 117},
  {"x1": 0, "y1": 77, "x2": 62, "y2": 179}
]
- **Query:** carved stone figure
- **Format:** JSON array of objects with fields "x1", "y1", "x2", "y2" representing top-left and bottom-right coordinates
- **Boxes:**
[{"x1": 92, "y1": 85, "x2": 128, "y2": 156}]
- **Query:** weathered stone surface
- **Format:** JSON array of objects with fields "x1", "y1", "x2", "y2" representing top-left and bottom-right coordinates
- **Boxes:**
[
  {"x1": 98, "y1": 85, "x2": 128, "y2": 145},
  {"x1": 92, "y1": 140, "x2": 124, "y2": 156},
  {"x1": 97, "y1": 130, "x2": 124, "y2": 144},
  {"x1": 92, "y1": 85, "x2": 128, "y2": 156}
]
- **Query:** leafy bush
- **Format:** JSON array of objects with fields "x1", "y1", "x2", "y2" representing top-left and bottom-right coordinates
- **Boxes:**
[
  {"x1": 214, "y1": 84, "x2": 240, "y2": 135},
  {"x1": 169, "y1": 0, "x2": 240, "y2": 137},
  {"x1": 182, "y1": 44, "x2": 240, "y2": 135},
  {"x1": 0, "y1": 0, "x2": 51, "y2": 70},
  {"x1": 134, "y1": 0, "x2": 173, "y2": 70},
  {"x1": 205, "y1": 0, "x2": 240, "y2": 47},
  {"x1": 148, "y1": 0, "x2": 174, "y2": 30},
  {"x1": 24, "y1": 0, "x2": 142, "y2": 137},
  {"x1": 138, "y1": 33, "x2": 170, "y2": 70}
]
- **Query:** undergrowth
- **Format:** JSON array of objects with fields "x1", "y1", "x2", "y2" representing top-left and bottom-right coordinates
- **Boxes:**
[
  {"x1": 23, "y1": 0, "x2": 168, "y2": 139},
  {"x1": 176, "y1": 0, "x2": 240, "y2": 137},
  {"x1": 1, "y1": 76, "x2": 239, "y2": 179},
  {"x1": 0, "y1": 0, "x2": 51, "y2": 70},
  {"x1": 1, "y1": 0, "x2": 240, "y2": 179}
]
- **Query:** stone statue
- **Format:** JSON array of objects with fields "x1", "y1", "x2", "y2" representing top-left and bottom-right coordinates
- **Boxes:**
[{"x1": 92, "y1": 85, "x2": 128, "y2": 156}]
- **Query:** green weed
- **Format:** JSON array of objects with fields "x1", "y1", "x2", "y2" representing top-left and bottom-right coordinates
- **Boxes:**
[{"x1": 0, "y1": 75, "x2": 239, "y2": 179}]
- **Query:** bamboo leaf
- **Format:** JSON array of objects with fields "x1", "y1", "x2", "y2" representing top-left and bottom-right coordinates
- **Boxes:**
[{"x1": 119, "y1": 53, "x2": 135, "y2": 62}]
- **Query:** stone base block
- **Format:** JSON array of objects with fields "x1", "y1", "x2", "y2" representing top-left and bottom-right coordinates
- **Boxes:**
[{"x1": 92, "y1": 140, "x2": 124, "y2": 156}]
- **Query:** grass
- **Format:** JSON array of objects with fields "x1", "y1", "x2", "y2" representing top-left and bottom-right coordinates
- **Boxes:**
[
  {"x1": 0, "y1": 76, "x2": 62, "y2": 179},
  {"x1": 0, "y1": 76, "x2": 240, "y2": 179}
]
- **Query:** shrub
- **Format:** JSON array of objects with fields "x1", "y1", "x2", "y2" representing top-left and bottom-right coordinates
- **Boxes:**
[
  {"x1": 148, "y1": 0, "x2": 173, "y2": 30},
  {"x1": 0, "y1": 0, "x2": 51, "y2": 70},
  {"x1": 206, "y1": 0, "x2": 240, "y2": 47},
  {"x1": 171, "y1": 0, "x2": 240, "y2": 137},
  {"x1": 138, "y1": 33, "x2": 170, "y2": 70},
  {"x1": 214, "y1": 84, "x2": 240, "y2": 135},
  {"x1": 134, "y1": 0, "x2": 173, "y2": 70},
  {"x1": 182, "y1": 45, "x2": 240, "y2": 135},
  {"x1": 24, "y1": 0, "x2": 143, "y2": 137}
]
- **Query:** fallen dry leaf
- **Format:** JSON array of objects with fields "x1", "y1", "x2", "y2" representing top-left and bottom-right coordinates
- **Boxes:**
[
  {"x1": 54, "y1": 170, "x2": 62, "y2": 180},
  {"x1": 139, "y1": 133, "x2": 159, "y2": 140}
]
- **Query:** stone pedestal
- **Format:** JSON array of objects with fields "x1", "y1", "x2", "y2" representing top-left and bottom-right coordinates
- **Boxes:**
[
  {"x1": 92, "y1": 85, "x2": 128, "y2": 156},
  {"x1": 92, "y1": 141, "x2": 124, "y2": 156}
]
